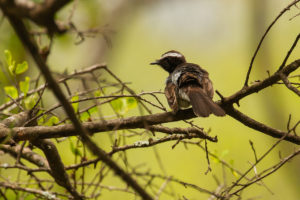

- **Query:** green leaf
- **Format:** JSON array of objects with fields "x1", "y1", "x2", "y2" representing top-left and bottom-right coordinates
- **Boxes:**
[
  {"x1": 126, "y1": 97, "x2": 137, "y2": 109},
  {"x1": 80, "y1": 112, "x2": 90, "y2": 122},
  {"x1": 37, "y1": 112, "x2": 46, "y2": 125},
  {"x1": 24, "y1": 93, "x2": 38, "y2": 110},
  {"x1": 111, "y1": 97, "x2": 137, "y2": 115},
  {"x1": 4, "y1": 86, "x2": 18, "y2": 99},
  {"x1": 44, "y1": 116, "x2": 59, "y2": 126},
  {"x1": 71, "y1": 95, "x2": 79, "y2": 113},
  {"x1": 4, "y1": 50, "x2": 12, "y2": 66},
  {"x1": 20, "y1": 76, "x2": 30, "y2": 97},
  {"x1": 15, "y1": 61, "x2": 28, "y2": 75},
  {"x1": 8, "y1": 61, "x2": 16, "y2": 75},
  {"x1": 111, "y1": 98, "x2": 124, "y2": 114},
  {"x1": 69, "y1": 137, "x2": 82, "y2": 157},
  {"x1": 4, "y1": 50, "x2": 16, "y2": 75},
  {"x1": 94, "y1": 90, "x2": 101, "y2": 97},
  {"x1": 231, "y1": 170, "x2": 239, "y2": 178},
  {"x1": 88, "y1": 107, "x2": 98, "y2": 115},
  {"x1": 211, "y1": 156, "x2": 220, "y2": 164},
  {"x1": 211, "y1": 150, "x2": 220, "y2": 163}
]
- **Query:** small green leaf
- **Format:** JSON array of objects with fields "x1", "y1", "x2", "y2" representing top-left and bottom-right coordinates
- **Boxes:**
[
  {"x1": 111, "y1": 97, "x2": 137, "y2": 115},
  {"x1": 80, "y1": 112, "x2": 90, "y2": 122},
  {"x1": 231, "y1": 170, "x2": 239, "y2": 178},
  {"x1": 4, "y1": 86, "x2": 18, "y2": 99},
  {"x1": 4, "y1": 50, "x2": 12, "y2": 66},
  {"x1": 94, "y1": 90, "x2": 101, "y2": 97},
  {"x1": 111, "y1": 98, "x2": 124, "y2": 114},
  {"x1": 44, "y1": 116, "x2": 59, "y2": 126},
  {"x1": 88, "y1": 107, "x2": 98, "y2": 115},
  {"x1": 24, "y1": 93, "x2": 39, "y2": 110},
  {"x1": 20, "y1": 76, "x2": 30, "y2": 97},
  {"x1": 69, "y1": 137, "x2": 82, "y2": 157},
  {"x1": 15, "y1": 61, "x2": 28, "y2": 75},
  {"x1": 4, "y1": 50, "x2": 16, "y2": 75},
  {"x1": 37, "y1": 113, "x2": 47, "y2": 125},
  {"x1": 211, "y1": 157, "x2": 220, "y2": 163},
  {"x1": 71, "y1": 95, "x2": 79, "y2": 113},
  {"x1": 126, "y1": 97, "x2": 137, "y2": 109},
  {"x1": 8, "y1": 61, "x2": 16, "y2": 75}
]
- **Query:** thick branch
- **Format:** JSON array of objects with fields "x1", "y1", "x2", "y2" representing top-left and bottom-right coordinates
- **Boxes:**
[
  {"x1": 1, "y1": 106, "x2": 298, "y2": 144},
  {"x1": 32, "y1": 139, "x2": 82, "y2": 199},
  {"x1": 225, "y1": 107, "x2": 300, "y2": 144},
  {"x1": 0, "y1": 144, "x2": 49, "y2": 168},
  {"x1": 0, "y1": 119, "x2": 216, "y2": 142},
  {"x1": 0, "y1": 0, "x2": 71, "y2": 32}
]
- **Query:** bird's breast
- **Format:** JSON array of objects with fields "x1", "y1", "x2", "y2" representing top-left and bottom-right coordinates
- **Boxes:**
[{"x1": 171, "y1": 71, "x2": 182, "y2": 85}]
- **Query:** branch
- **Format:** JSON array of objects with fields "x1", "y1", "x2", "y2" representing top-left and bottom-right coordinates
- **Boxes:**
[
  {"x1": 0, "y1": 64, "x2": 106, "y2": 112},
  {"x1": 230, "y1": 148, "x2": 300, "y2": 196},
  {"x1": 0, "y1": 144, "x2": 49, "y2": 168},
  {"x1": 0, "y1": 0, "x2": 71, "y2": 33},
  {"x1": 279, "y1": 73, "x2": 300, "y2": 97},
  {"x1": 224, "y1": 59, "x2": 300, "y2": 106},
  {"x1": 2, "y1": 10, "x2": 153, "y2": 200},
  {"x1": 244, "y1": 0, "x2": 300, "y2": 86},
  {"x1": 225, "y1": 106, "x2": 300, "y2": 144},
  {"x1": 278, "y1": 33, "x2": 300, "y2": 71},
  {"x1": 32, "y1": 139, "x2": 82, "y2": 199},
  {"x1": 0, "y1": 182, "x2": 62, "y2": 200},
  {"x1": 0, "y1": 121, "x2": 216, "y2": 142},
  {"x1": 2, "y1": 105, "x2": 298, "y2": 145},
  {"x1": 109, "y1": 133, "x2": 211, "y2": 155}
]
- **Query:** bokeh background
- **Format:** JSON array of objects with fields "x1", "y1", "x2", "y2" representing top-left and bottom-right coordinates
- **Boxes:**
[{"x1": 0, "y1": 0, "x2": 300, "y2": 199}]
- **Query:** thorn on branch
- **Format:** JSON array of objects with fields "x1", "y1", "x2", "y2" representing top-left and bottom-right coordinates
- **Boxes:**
[{"x1": 215, "y1": 90, "x2": 224, "y2": 101}]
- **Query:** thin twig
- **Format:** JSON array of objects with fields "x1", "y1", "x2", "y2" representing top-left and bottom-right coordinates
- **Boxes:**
[{"x1": 244, "y1": 0, "x2": 300, "y2": 86}]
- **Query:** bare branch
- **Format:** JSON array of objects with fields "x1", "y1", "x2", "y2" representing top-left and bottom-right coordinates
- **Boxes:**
[
  {"x1": 225, "y1": 106, "x2": 300, "y2": 144},
  {"x1": 32, "y1": 139, "x2": 82, "y2": 199},
  {"x1": 280, "y1": 73, "x2": 300, "y2": 97},
  {"x1": 244, "y1": 0, "x2": 300, "y2": 86},
  {"x1": 0, "y1": 181, "x2": 62, "y2": 200},
  {"x1": 278, "y1": 33, "x2": 300, "y2": 71},
  {"x1": 0, "y1": 0, "x2": 71, "y2": 33},
  {"x1": 230, "y1": 148, "x2": 300, "y2": 196}
]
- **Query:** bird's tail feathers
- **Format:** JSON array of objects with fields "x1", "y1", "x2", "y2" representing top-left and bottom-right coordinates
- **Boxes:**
[{"x1": 185, "y1": 86, "x2": 225, "y2": 117}]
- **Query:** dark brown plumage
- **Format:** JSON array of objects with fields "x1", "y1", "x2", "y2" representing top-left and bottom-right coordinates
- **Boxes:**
[{"x1": 151, "y1": 50, "x2": 225, "y2": 117}]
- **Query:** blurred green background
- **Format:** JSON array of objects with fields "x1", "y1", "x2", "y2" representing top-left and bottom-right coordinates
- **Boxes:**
[{"x1": 0, "y1": 0, "x2": 300, "y2": 199}]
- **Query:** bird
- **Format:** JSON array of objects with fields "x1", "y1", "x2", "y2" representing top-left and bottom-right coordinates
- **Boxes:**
[{"x1": 150, "y1": 50, "x2": 225, "y2": 117}]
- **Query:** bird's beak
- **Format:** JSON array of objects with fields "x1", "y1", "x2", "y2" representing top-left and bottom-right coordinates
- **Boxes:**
[{"x1": 150, "y1": 60, "x2": 159, "y2": 65}]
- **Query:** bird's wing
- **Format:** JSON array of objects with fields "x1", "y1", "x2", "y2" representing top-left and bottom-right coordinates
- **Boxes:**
[
  {"x1": 165, "y1": 81, "x2": 179, "y2": 113},
  {"x1": 202, "y1": 76, "x2": 214, "y2": 99}
]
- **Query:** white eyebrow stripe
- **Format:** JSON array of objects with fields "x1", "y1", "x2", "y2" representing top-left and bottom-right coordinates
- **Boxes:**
[{"x1": 161, "y1": 52, "x2": 183, "y2": 59}]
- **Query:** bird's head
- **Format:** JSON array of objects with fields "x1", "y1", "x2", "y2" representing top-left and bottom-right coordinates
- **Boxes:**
[{"x1": 150, "y1": 50, "x2": 186, "y2": 73}]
